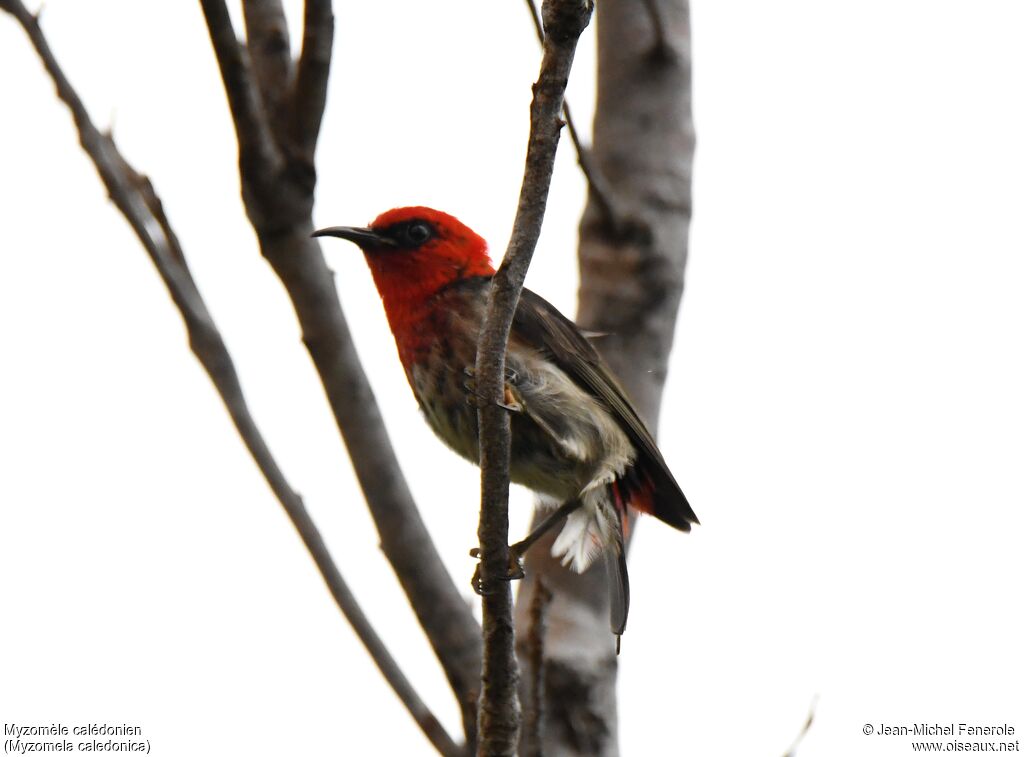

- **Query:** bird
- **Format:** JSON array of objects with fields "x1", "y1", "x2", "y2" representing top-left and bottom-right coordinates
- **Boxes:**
[{"x1": 314, "y1": 206, "x2": 697, "y2": 638}]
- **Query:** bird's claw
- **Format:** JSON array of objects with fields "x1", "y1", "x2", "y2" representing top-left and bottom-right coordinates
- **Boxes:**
[
  {"x1": 507, "y1": 554, "x2": 526, "y2": 581},
  {"x1": 461, "y1": 372, "x2": 525, "y2": 414},
  {"x1": 463, "y1": 384, "x2": 483, "y2": 408},
  {"x1": 501, "y1": 383, "x2": 525, "y2": 414},
  {"x1": 470, "y1": 546, "x2": 526, "y2": 596}
]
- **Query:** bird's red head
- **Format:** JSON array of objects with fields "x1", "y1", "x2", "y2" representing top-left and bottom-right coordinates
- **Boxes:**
[{"x1": 314, "y1": 207, "x2": 495, "y2": 356}]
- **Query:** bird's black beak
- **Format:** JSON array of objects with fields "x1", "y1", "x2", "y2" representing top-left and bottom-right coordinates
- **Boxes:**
[{"x1": 311, "y1": 226, "x2": 396, "y2": 249}]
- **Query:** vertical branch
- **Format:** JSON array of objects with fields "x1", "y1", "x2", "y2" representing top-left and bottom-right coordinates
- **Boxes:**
[
  {"x1": 241, "y1": 0, "x2": 293, "y2": 128},
  {"x1": 514, "y1": 0, "x2": 696, "y2": 754},
  {"x1": 641, "y1": 0, "x2": 675, "y2": 60},
  {"x1": 474, "y1": 1, "x2": 593, "y2": 755},
  {"x1": 519, "y1": 579, "x2": 553, "y2": 757},
  {"x1": 198, "y1": 0, "x2": 281, "y2": 177},
  {"x1": 291, "y1": 0, "x2": 334, "y2": 160},
  {"x1": 577, "y1": 2, "x2": 694, "y2": 419}
]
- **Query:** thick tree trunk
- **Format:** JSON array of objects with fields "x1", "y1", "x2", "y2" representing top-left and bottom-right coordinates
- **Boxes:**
[{"x1": 514, "y1": 1, "x2": 695, "y2": 754}]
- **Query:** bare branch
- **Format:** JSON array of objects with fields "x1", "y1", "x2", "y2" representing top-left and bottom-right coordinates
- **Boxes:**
[
  {"x1": 0, "y1": 4, "x2": 461, "y2": 754},
  {"x1": 278, "y1": 254, "x2": 484, "y2": 742},
  {"x1": 561, "y1": 100, "x2": 621, "y2": 225},
  {"x1": 241, "y1": 0, "x2": 294, "y2": 134},
  {"x1": 474, "y1": 1, "x2": 593, "y2": 754},
  {"x1": 198, "y1": 0, "x2": 483, "y2": 741},
  {"x1": 291, "y1": 0, "x2": 334, "y2": 159},
  {"x1": 781, "y1": 697, "x2": 818, "y2": 757},
  {"x1": 522, "y1": 0, "x2": 619, "y2": 226},
  {"x1": 519, "y1": 579, "x2": 553, "y2": 757},
  {"x1": 515, "y1": 0, "x2": 697, "y2": 752},
  {"x1": 199, "y1": 0, "x2": 281, "y2": 177}
]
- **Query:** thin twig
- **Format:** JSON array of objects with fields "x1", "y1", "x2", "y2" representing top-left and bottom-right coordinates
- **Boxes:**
[
  {"x1": 781, "y1": 696, "x2": 818, "y2": 757},
  {"x1": 197, "y1": 0, "x2": 483, "y2": 744},
  {"x1": 0, "y1": 4, "x2": 462, "y2": 755},
  {"x1": 521, "y1": 580, "x2": 553, "y2": 757},
  {"x1": 522, "y1": 0, "x2": 619, "y2": 227},
  {"x1": 475, "y1": 1, "x2": 594, "y2": 754},
  {"x1": 291, "y1": 0, "x2": 334, "y2": 160}
]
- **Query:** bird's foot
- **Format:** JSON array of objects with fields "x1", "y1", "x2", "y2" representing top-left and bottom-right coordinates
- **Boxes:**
[
  {"x1": 461, "y1": 366, "x2": 525, "y2": 413},
  {"x1": 500, "y1": 384, "x2": 525, "y2": 414},
  {"x1": 469, "y1": 545, "x2": 526, "y2": 595}
]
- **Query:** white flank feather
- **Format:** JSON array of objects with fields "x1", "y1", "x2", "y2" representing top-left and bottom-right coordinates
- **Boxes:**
[{"x1": 551, "y1": 493, "x2": 616, "y2": 572}]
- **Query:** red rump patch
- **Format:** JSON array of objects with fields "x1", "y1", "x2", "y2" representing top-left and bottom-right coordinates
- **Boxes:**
[
  {"x1": 612, "y1": 471, "x2": 657, "y2": 541},
  {"x1": 614, "y1": 467, "x2": 657, "y2": 514},
  {"x1": 629, "y1": 476, "x2": 657, "y2": 517}
]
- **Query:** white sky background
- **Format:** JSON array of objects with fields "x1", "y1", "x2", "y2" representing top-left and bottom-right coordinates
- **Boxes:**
[{"x1": 2, "y1": 1, "x2": 1023, "y2": 755}]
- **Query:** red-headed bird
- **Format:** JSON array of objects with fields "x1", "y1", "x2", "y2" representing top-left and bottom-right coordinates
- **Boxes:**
[{"x1": 315, "y1": 207, "x2": 697, "y2": 637}]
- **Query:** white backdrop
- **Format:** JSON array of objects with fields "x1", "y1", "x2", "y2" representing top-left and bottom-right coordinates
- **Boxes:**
[{"x1": 2, "y1": 1, "x2": 1022, "y2": 755}]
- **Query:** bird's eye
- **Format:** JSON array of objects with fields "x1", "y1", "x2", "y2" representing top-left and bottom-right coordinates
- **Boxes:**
[{"x1": 406, "y1": 222, "x2": 431, "y2": 245}]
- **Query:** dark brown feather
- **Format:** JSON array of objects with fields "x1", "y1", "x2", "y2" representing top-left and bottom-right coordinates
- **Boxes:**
[{"x1": 513, "y1": 288, "x2": 698, "y2": 531}]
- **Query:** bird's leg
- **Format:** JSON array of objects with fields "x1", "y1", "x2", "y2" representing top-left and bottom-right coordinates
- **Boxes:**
[
  {"x1": 510, "y1": 497, "x2": 583, "y2": 558},
  {"x1": 462, "y1": 365, "x2": 524, "y2": 413},
  {"x1": 470, "y1": 544, "x2": 526, "y2": 596},
  {"x1": 470, "y1": 498, "x2": 582, "y2": 595},
  {"x1": 466, "y1": 365, "x2": 572, "y2": 449}
]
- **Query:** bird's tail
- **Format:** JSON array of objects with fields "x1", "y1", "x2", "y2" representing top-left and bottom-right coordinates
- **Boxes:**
[
  {"x1": 616, "y1": 459, "x2": 698, "y2": 532},
  {"x1": 550, "y1": 487, "x2": 630, "y2": 637},
  {"x1": 604, "y1": 521, "x2": 630, "y2": 639}
]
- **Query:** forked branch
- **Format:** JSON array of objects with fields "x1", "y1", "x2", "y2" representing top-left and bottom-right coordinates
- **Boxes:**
[
  {"x1": 1, "y1": 2, "x2": 460, "y2": 754},
  {"x1": 198, "y1": 0, "x2": 483, "y2": 743},
  {"x1": 199, "y1": 0, "x2": 281, "y2": 178},
  {"x1": 522, "y1": 0, "x2": 619, "y2": 227}
]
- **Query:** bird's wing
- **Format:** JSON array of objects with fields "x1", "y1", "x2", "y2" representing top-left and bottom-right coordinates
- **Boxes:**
[{"x1": 513, "y1": 288, "x2": 698, "y2": 531}]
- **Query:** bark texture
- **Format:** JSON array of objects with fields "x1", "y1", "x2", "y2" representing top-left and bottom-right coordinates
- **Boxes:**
[
  {"x1": 514, "y1": 1, "x2": 696, "y2": 754},
  {"x1": 476, "y1": 3, "x2": 594, "y2": 754}
]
